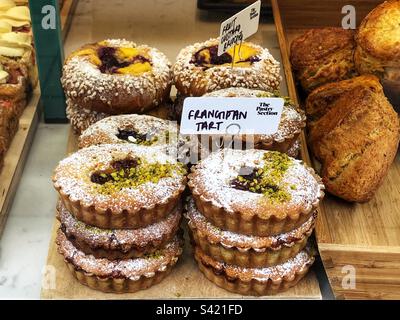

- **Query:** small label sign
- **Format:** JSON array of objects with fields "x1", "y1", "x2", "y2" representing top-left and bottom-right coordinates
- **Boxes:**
[
  {"x1": 180, "y1": 97, "x2": 284, "y2": 135},
  {"x1": 218, "y1": 0, "x2": 261, "y2": 56}
]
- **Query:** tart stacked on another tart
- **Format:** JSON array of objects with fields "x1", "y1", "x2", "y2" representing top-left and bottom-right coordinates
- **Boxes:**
[
  {"x1": 172, "y1": 38, "x2": 281, "y2": 120},
  {"x1": 186, "y1": 149, "x2": 324, "y2": 296},
  {"x1": 62, "y1": 39, "x2": 173, "y2": 134},
  {"x1": 78, "y1": 114, "x2": 199, "y2": 165},
  {"x1": 198, "y1": 88, "x2": 306, "y2": 156},
  {"x1": 52, "y1": 144, "x2": 187, "y2": 293}
]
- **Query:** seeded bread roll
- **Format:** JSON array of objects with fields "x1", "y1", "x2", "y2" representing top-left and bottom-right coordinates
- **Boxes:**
[
  {"x1": 354, "y1": 0, "x2": 400, "y2": 107},
  {"x1": 306, "y1": 75, "x2": 400, "y2": 202},
  {"x1": 290, "y1": 27, "x2": 357, "y2": 93}
]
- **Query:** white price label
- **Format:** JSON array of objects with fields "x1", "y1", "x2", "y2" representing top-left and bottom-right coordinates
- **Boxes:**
[
  {"x1": 218, "y1": 0, "x2": 261, "y2": 56},
  {"x1": 180, "y1": 97, "x2": 284, "y2": 135}
]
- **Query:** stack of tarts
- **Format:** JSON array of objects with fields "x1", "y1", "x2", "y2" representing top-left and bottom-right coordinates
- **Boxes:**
[
  {"x1": 172, "y1": 38, "x2": 281, "y2": 120},
  {"x1": 62, "y1": 39, "x2": 173, "y2": 134},
  {"x1": 52, "y1": 144, "x2": 187, "y2": 293},
  {"x1": 186, "y1": 149, "x2": 324, "y2": 296}
]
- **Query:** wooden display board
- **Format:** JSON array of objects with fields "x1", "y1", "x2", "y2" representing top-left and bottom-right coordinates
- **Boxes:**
[
  {"x1": 272, "y1": 0, "x2": 400, "y2": 299},
  {"x1": 41, "y1": 129, "x2": 322, "y2": 299},
  {"x1": 0, "y1": 89, "x2": 41, "y2": 235}
]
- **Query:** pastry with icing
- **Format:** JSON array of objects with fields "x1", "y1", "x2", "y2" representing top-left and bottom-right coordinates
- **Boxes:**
[
  {"x1": 188, "y1": 149, "x2": 324, "y2": 236},
  {"x1": 53, "y1": 144, "x2": 187, "y2": 229},
  {"x1": 62, "y1": 39, "x2": 172, "y2": 115}
]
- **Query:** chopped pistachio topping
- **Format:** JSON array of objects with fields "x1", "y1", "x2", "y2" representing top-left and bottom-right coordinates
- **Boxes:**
[
  {"x1": 256, "y1": 90, "x2": 293, "y2": 106},
  {"x1": 91, "y1": 158, "x2": 186, "y2": 194},
  {"x1": 231, "y1": 151, "x2": 294, "y2": 203}
]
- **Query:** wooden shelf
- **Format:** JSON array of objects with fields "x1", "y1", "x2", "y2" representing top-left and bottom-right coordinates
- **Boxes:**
[
  {"x1": 272, "y1": 0, "x2": 400, "y2": 300},
  {"x1": 60, "y1": 0, "x2": 78, "y2": 40},
  {"x1": 0, "y1": 89, "x2": 41, "y2": 235},
  {"x1": 41, "y1": 128, "x2": 322, "y2": 300}
]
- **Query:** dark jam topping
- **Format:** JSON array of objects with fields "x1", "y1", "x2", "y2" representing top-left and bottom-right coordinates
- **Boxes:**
[
  {"x1": 97, "y1": 46, "x2": 151, "y2": 74},
  {"x1": 90, "y1": 159, "x2": 140, "y2": 185},
  {"x1": 191, "y1": 45, "x2": 261, "y2": 69},
  {"x1": 230, "y1": 152, "x2": 294, "y2": 203},
  {"x1": 116, "y1": 129, "x2": 148, "y2": 143}
]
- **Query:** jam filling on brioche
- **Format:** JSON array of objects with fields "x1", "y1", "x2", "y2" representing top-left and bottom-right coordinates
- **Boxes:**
[
  {"x1": 90, "y1": 158, "x2": 186, "y2": 194},
  {"x1": 191, "y1": 44, "x2": 260, "y2": 69},
  {"x1": 231, "y1": 152, "x2": 294, "y2": 203},
  {"x1": 73, "y1": 43, "x2": 152, "y2": 75},
  {"x1": 116, "y1": 129, "x2": 158, "y2": 146}
]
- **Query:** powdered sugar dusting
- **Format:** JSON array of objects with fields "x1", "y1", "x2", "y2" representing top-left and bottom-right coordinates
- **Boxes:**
[
  {"x1": 173, "y1": 38, "x2": 281, "y2": 96},
  {"x1": 57, "y1": 230, "x2": 182, "y2": 280},
  {"x1": 204, "y1": 88, "x2": 306, "y2": 143},
  {"x1": 189, "y1": 149, "x2": 324, "y2": 218},
  {"x1": 53, "y1": 144, "x2": 186, "y2": 212},
  {"x1": 58, "y1": 201, "x2": 181, "y2": 250},
  {"x1": 186, "y1": 197, "x2": 315, "y2": 251}
]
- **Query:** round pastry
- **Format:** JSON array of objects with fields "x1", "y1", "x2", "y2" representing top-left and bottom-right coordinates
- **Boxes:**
[
  {"x1": 287, "y1": 138, "x2": 301, "y2": 159},
  {"x1": 53, "y1": 144, "x2": 187, "y2": 229},
  {"x1": 186, "y1": 197, "x2": 315, "y2": 268},
  {"x1": 194, "y1": 246, "x2": 314, "y2": 296},
  {"x1": 173, "y1": 38, "x2": 281, "y2": 98},
  {"x1": 354, "y1": 0, "x2": 400, "y2": 107},
  {"x1": 66, "y1": 98, "x2": 173, "y2": 135},
  {"x1": 57, "y1": 200, "x2": 182, "y2": 260},
  {"x1": 57, "y1": 229, "x2": 183, "y2": 293},
  {"x1": 77, "y1": 114, "x2": 197, "y2": 163},
  {"x1": 290, "y1": 27, "x2": 357, "y2": 93},
  {"x1": 188, "y1": 149, "x2": 324, "y2": 236},
  {"x1": 62, "y1": 39, "x2": 172, "y2": 114},
  {"x1": 199, "y1": 88, "x2": 306, "y2": 154}
]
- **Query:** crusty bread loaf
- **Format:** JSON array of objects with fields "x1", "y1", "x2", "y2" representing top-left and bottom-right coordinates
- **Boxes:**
[
  {"x1": 306, "y1": 75, "x2": 400, "y2": 202},
  {"x1": 290, "y1": 27, "x2": 357, "y2": 93}
]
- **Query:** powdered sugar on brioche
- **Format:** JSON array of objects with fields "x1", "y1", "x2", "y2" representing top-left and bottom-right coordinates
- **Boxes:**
[{"x1": 173, "y1": 38, "x2": 281, "y2": 96}]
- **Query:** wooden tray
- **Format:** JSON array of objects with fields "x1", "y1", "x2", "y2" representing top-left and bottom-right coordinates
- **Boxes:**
[
  {"x1": 272, "y1": 0, "x2": 400, "y2": 299},
  {"x1": 60, "y1": 0, "x2": 78, "y2": 40},
  {"x1": 0, "y1": 89, "x2": 41, "y2": 235},
  {"x1": 41, "y1": 128, "x2": 322, "y2": 300}
]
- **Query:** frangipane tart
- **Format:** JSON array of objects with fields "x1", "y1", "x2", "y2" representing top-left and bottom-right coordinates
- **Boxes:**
[
  {"x1": 57, "y1": 200, "x2": 182, "y2": 260},
  {"x1": 61, "y1": 39, "x2": 172, "y2": 115},
  {"x1": 188, "y1": 149, "x2": 324, "y2": 236},
  {"x1": 194, "y1": 246, "x2": 314, "y2": 296},
  {"x1": 201, "y1": 88, "x2": 306, "y2": 154},
  {"x1": 56, "y1": 229, "x2": 183, "y2": 294},
  {"x1": 186, "y1": 197, "x2": 315, "y2": 268},
  {"x1": 53, "y1": 144, "x2": 187, "y2": 229},
  {"x1": 78, "y1": 114, "x2": 198, "y2": 164},
  {"x1": 173, "y1": 38, "x2": 281, "y2": 97}
]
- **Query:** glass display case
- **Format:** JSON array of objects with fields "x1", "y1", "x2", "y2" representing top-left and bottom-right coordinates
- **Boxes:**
[{"x1": 0, "y1": 0, "x2": 399, "y2": 301}]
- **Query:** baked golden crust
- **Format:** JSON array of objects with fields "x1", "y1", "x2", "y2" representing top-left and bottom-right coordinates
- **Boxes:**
[
  {"x1": 355, "y1": 0, "x2": 400, "y2": 71},
  {"x1": 307, "y1": 76, "x2": 400, "y2": 202},
  {"x1": 173, "y1": 38, "x2": 281, "y2": 97},
  {"x1": 57, "y1": 201, "x2": 182, "y2": 260},
  {"x1": 53, "y1": 144, "x2": 187, "y2": 229},
  {"x1": 62, "y1": 39, "x2": 172, "y2": 115},
  {"x1": 200, "y1": 88, "x2": 306, "y2": 154},
  {"x1": 188, "y1": 149, "x2": 324, "y2": 236},
  {"x1": 290, "y1": 27, "x2": 357, "y2": 92},
  {"x1": 0, "y1": 56, "x2": 28, "y2": 101},
  {"x1": 194, "y1": 246, "x2": 314, "y2": 296},
  {"x1": 186, "y1": 197, "x2": 315, "y2": 268},
  {"x1": 57, "y1": 230, "x2": 183, "y2": 293}
]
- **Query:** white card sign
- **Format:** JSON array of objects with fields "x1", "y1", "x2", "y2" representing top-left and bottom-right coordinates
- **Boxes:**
[
  {"x1": 218, "y1": 0, "x2": 261, "y2": 56},
  {"x1": 180, "y1": 97, "x2": 284, "y2": 135}
]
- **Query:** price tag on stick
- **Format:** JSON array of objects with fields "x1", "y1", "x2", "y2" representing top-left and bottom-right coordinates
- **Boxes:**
[{"x1": 218, "y1": 0, "x2": 261, "y2": 56}]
